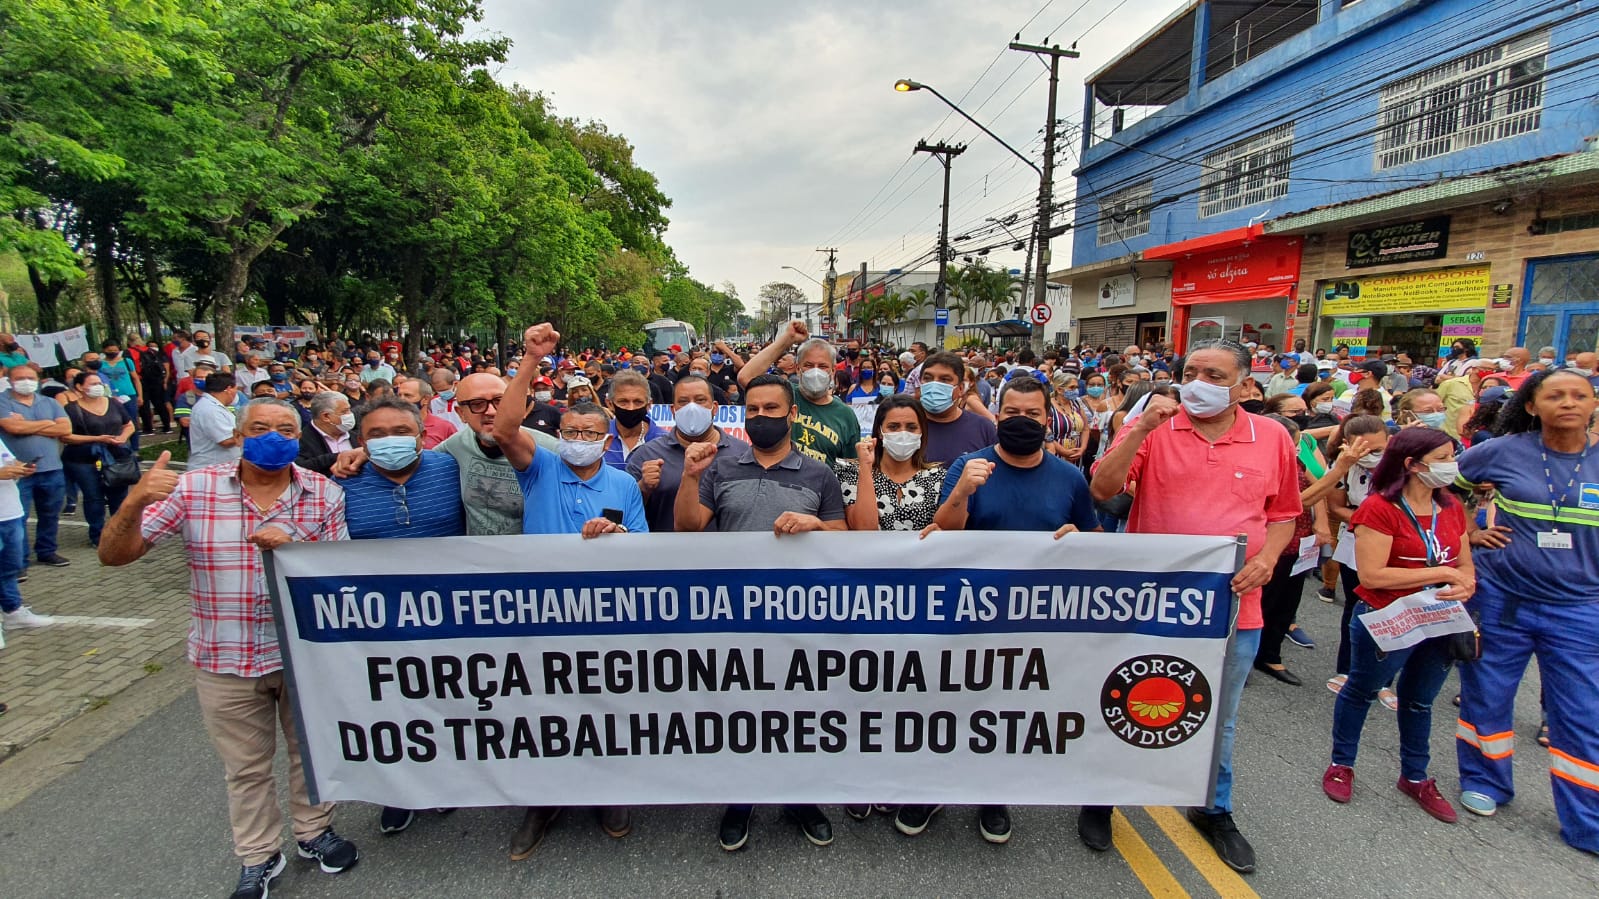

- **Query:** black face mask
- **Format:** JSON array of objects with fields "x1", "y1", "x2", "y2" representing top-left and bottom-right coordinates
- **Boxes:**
[
  {"x1": 1240, "y1": 399, "x2": 1267, "y2": 415},
  {"x1": 613, "y1": 406, "x2": 650, "y2": 429},
  {"x1": 1289, "y1": 413, "x2": 1311, "y2": 430},
  {"x1": 996, "y1": 415, "x2": 1047, "y2": 456},
  {"x1": 85, "y1": 360, "x2": 103, "y2": 371},
  {"x1": 195, "y1": 340, "x2": 210, "y2": 348},
  {"x1": 745, "y1": 414, "x2": 791, "y2": 450}
]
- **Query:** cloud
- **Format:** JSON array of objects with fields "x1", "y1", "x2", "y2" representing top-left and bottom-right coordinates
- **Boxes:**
[{"x1": 480, "y1": 0, "x2": 1178, "y2": 313}]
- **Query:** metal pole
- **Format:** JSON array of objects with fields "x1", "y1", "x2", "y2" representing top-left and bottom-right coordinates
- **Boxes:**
[
  {"x1": 915, "y1": 140, "x2": 965, "y2": 348},
  {"x1": 1009, "y1": 41, "x2": 1080, "y2": 351}
]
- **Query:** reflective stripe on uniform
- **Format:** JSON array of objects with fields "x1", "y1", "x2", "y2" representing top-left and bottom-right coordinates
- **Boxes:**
[
  {"x1": 1493, "y1": 493, "x2": 1599, "y2": 529},
  {"x1": 1457, "y1": 719, "x2": 1515, "y2": 759},
  {"x1": 1550, "y1": 747, "x2": 1599, "y2": 792}
]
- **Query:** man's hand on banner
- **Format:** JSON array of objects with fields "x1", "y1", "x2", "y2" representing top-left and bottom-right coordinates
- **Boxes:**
[
  {"x1": 581, "y1": 517, "x2": 626, "y2": 538},
  {"x1": 1052, "y1": 523, "x2": 1080, "y2": 540},
  {"x1": 773, "y1": 511, "x2": 824, "y2": 536}
]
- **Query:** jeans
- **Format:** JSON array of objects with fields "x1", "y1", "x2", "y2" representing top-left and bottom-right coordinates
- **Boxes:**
[
  {"x1": 1207, "y1": 626, "x2": 1262, "y2": 815},
  {"x1": 1331, "y1": 601, "x2": 1454, "y2": 781},
  {"x1": 17, "y1": 468, "x2": 65, "y2": 560},
  {"x1": 122, "y1": 398, "x2": 141, "y2": 451},
  {"x1": 0, "y1": 516, "x2": 26, "y2": 612},
  {"x1": 63, "y1": 460, "x2": 128, "y2": 545},
  {"x1": 1334, "y1": 563, "x2": 1362, "y2": 675}
]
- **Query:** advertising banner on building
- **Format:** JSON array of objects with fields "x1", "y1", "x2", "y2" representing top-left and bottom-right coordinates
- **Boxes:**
[
  {"x1": 1332, "y1": 318, "x2": 1372, "y2": 357},
  {"x1": 1318, "y1": 265, "x2": 1491, "y2": 317},
  {"x1": 1345, "y1": 216, "x2": 1451, "y2": 269},
  {"x1": 1168, "y1": 237, "x2": 1301, "y2": 301},
  {"x1": 1438, "y1": 313, "x2": 1485, "y2": 356},
  {"x1": 267, "y1": 532, "x2": 1240, "y2": 809}
]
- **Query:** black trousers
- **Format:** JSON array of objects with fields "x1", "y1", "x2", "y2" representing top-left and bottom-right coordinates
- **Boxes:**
[{"x1": 1257, "y1": 553, "x2": 1310, "y2": 668}]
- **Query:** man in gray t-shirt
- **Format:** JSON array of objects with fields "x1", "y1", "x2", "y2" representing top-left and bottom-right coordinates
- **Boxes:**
[{"x1": 0, "y1": 362, "x2": 72, "y2": 564}]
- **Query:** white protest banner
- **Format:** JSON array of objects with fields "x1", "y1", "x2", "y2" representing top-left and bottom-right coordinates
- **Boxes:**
[
  {"x1": 268, "y1": 531, "x2": 1240, "y2": 809},
  {"x1": 648, "y1": 403, "x2": 746, "y2": 443},
  {"x1": 1357, "y1": 589, "x2": 1476, "y2": 652},
  {"x1": 56, "y1": 324, "x2": 90, "y2": 359},
  {"x1": 852, "y1": 398, "x2": 878, "y2": 433}
]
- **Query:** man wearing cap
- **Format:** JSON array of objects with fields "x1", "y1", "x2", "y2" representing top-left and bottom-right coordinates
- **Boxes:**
[
  {"x1": 523, "y1": 377, "x2": 562, "y2": 437},
  {"x1": 1379, "y1": 355, "x2": 1411, "y2": 394},
  {"x1": 175, "y1": 358, "x2": 221, "y2": 432},
  {"x1": 551, "y1": 359, "x2": 577, "y2": 401},
  {"x1": 1266, "y1": 357, "x2": 1298, "y2": 397}
]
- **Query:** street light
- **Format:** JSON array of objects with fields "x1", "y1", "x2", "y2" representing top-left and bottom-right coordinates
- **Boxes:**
[{"x1": 893, "y1": 79, "x2": 1040, "y2": 176}]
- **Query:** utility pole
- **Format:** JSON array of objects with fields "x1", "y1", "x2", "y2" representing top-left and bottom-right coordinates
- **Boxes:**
[
  {"x1": 915, "y1": 139, "x2": 965, "y2": 348},
  {"x1": 1009, "y1": 40, "x2": 1079, "y2": 350},
  {"x1": 817, "y1": 247, "x2": 838, "y2": 335}
]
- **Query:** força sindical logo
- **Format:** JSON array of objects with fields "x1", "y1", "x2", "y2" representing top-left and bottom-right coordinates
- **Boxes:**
[{"x1": 1101, "y1": 654, "x2": 1213, "y2": 749}]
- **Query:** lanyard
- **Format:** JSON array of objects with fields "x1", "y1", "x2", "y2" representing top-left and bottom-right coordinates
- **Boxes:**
[
  {"x1": 1397, "y1": 496, "x2": 1439, "y2": 566},
  {"x1": 1539, "y1": 437, "x2": 1592, "y2": 525}
]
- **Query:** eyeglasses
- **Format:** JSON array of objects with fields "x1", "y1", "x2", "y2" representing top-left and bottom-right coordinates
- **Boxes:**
[
  {"x1": 457, "y1": 396, "x2": 504, "y2": 414},
  {"x1": 392, "y1": 483, "x2": 411, "y2": 528},
  {"x1": 558, "y1": 428, "x2": 608, "y2": 442}
]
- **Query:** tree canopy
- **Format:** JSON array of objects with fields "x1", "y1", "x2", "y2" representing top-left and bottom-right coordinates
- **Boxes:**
[{"x1": 0, "y1": 0, "x2": 729, "y2": 350}]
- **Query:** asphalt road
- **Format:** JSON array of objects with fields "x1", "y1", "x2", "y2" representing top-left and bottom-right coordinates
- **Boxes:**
[{"x1": 1, "y1": 589, "x2": 1595, "y2": 899}]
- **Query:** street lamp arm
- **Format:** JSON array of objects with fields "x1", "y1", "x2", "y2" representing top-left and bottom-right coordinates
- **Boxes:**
[
  {"x1": 780, "y1": 266, "x2": 824, "y2": 287},
  {"x1": 898, "y1": 80, "x2": 1042, "y2": 177}
]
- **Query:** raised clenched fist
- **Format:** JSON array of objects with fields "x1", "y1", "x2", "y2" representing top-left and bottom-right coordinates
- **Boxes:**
[
  {"x1": 683, "y1": 440, "x2": 717, "y2": 478},
  {"x1": 523, "y1": 323, "x2": 561, "y2": 359}
]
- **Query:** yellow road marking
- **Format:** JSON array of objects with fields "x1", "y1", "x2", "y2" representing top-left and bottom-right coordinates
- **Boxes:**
[
  {"x1": 1112, "y1": 809, "x2": 1189, "y2": 897},
  {"x1": 1146, "y1": 806, "x2": 1261, "y2": 899}
]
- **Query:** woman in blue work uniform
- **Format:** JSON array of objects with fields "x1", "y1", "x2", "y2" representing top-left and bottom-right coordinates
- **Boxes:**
[{"x1": 1454, "y1": 369, "x2": 1599, "y2": 854}]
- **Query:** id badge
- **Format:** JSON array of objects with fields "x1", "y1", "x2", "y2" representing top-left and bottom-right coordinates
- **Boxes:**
[{"x1": 1537, "y1": 530, "x2": 1573, "y2": 550}]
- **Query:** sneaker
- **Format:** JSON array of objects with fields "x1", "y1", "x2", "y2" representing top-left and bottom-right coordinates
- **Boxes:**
[
  {"x1": 978, "y1": 805, "x2": 1012, "y2": 844},
  {"x1": 229, "y1": 852, "x2": 285, "y2": 899},
  {"x1": 3, "y1": 606, "x2": 56, "y2": 628},
  {"x1": 1322, "y1": 764, "x2": 1354, "y2": 803},
  {"x1": 60, "y1": 504, "x2": 76, "y2": 515},
  {"x1": 1186, "y1": 809, "x2": 1256, "y2": 873},
  {"x1": 1287, "y1": 626, "x2": 1315, "y2": 649},
  {"x1": 843, "y1": 804, "x2": 872, "y2": 821},
  {"x1": 785, "y1": 803, "x2": 832, "y2": 846},
  {"x1": 719, "y1": 804, "x2": 753, "y2": 851},
  {"x1": 296, "y1": 828, "x2": 359, "y2": 874},
  {"x1": 1326, "y1": 673, "x2": 1348, "y2": 694},
  {"x1": 1459, "y1": 791, "x2": 1498, "y2": 817},
  {"x1": 1317, "y1": 586, "x2": 1336, "y2": 603},
  {"x1": 1398, "y1": 778, "x2": 1457, "y2": 823},
  {"x1": 893, "y1": 804, "x2": 943, "y2": 836},
  {"x1": 378, "y1": 806, "x2": 415, "y2": 834},
  {"x1": 1379, "y1": 687, "x2": 1399, "y2": 712},
  {"x1": 36, "y1": 553, "x2": 70, "y2": 567},
  {"x1": 1077, "y1": 805, "x2": 1113, "y2": 851},
  {"x1": 15, "y1": 572, "x2": 26, "y2": 583}
]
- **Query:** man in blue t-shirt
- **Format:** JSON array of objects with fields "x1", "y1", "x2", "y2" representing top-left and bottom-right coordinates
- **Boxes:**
[
  {"x1": 918, "y1": 374, "x2": 1100, "y2": 846},
  {"x1": 335, "y1": 395, "x2": 464, "y2": 836}
]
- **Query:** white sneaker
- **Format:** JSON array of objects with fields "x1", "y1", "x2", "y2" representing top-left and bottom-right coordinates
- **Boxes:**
[{"x1": 3, "y1": 606, "x2": 56, "y2": 628}]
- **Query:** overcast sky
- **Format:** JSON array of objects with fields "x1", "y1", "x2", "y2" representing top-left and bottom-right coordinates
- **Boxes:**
[{"x1": 479, "y1": 0, "x2": 1180, "y2": 311}]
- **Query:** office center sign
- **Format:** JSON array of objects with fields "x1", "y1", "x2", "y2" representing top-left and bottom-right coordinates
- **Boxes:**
[
  {"x1": 1346, "y1": 216, "x2": 1450, "y2": 269},
  {"x1": 1319, "y1": 264, "x2": 1491, "y2": 316}
]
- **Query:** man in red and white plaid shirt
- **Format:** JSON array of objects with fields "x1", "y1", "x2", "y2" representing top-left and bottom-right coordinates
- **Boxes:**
[{"x1": 99, "y1": 397, "x2": 361, "y2": 899}]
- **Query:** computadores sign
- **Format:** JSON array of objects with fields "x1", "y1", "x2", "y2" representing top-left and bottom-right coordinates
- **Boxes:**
[{"x1": 267, "y1": 531, "x2": 1241, "y2": 808}]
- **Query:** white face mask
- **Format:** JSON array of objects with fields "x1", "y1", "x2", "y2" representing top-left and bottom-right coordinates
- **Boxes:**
[
  {"x1": 1180, "y1": 378, "x2": 1235, "y2": 419},
  {"x1": 882, "y1": 432, "x2": 922, "y2": 461},
  {"x1": 10, "y1": 379, "x2": 37, "y2": 396},
  {"x1": 1314, "y1": 402, "x2": 1334, "y2": 415},
  {"x1": 673, "y1": 401, "x2": 713, "y2": 437},
  {"x1": 337, "y1": 412, "x2": 356, "y2": 433},
  {"x1": 1417, "y1": 460, "x2": 1459, "y2": 489},
  {"x1": 533, "y1": 390, "x2": 553, "y2": 403},
  {"x1": 1357, "y1": 452, "x2": 1383, "y2": 469},
  {"x1": 85, "y1": 384, "x2": 107, "y2": 398},
  {"x1": 799, "y1": 368, "x2": 833, "y2": 398},
  {"x1": 557, "y1": 437, "x2": 608, "y2": 468}
]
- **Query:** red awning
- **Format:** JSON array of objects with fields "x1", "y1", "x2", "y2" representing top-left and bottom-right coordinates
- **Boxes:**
[
  {"x1": 1142, "y1": 224, "x2": 1265, "y2": 261},
  {"x1": 1170, "y1": 282, "x2": 1294, "y2": 307}
]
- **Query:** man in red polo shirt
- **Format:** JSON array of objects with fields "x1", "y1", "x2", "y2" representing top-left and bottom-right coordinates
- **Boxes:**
[{"x1": 1086, "y1": 338, "x2": 1299, "y2": 875}]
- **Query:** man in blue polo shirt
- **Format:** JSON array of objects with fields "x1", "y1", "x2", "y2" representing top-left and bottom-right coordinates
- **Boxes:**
[
  {"x1": 335, "y1": 395, "x2": 464, "y2": 836},
  {"x1": 494, "y1": 323, "x2": 645, "y2": 857}
]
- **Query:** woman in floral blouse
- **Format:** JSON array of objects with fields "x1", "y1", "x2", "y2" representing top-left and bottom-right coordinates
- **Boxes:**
[{"x1": 835, "y1": 394, "x2": 947, "y2": 532}]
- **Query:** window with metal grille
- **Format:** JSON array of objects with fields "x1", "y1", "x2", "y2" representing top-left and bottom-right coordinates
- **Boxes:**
[
  {"x1": 1199, "y1": 123, "x2": 1293, "y2": 218},
  {"x1": 1375, "y1": 29, "x2": 1548, "y2": 170},
  {"x1": 1097, "y1": 181, "x2": 1154, "y2": 246}
]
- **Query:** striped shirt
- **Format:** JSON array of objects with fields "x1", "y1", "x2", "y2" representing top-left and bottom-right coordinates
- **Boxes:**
[
  {"x1": 141, "y1": 462, "x2": 348, "y2": 677},
  {"x1": 340, "y1": 450, "x2": 464, "y2": 540}
]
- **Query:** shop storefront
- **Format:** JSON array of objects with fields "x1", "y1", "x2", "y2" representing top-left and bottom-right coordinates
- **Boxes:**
[
  {"x1": 1051, "y1": 255, "x2": 1171, "y2": 350},
  {"x1": 1314, "y1": 264, "x2": 1493, "y2": 363},
  {"x1": 1143, "y1": 225, "x2": 1302, "y2": 354}
]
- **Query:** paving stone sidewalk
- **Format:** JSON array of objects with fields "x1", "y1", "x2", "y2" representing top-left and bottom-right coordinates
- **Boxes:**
[{"x1": 0, "y1": 502, "x2": 193, "y2": 758}]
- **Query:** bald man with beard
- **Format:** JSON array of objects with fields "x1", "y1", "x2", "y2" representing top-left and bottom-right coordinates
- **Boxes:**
[{"x1": 430, "y1": 373, "x2": 557, "y2": 538}]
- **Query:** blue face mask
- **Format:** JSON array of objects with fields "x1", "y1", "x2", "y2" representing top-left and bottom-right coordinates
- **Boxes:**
[
  {"x1": 439, "y1": 389, "x2": 455, "y2": 401},
  {"x1": 1416, "y1": 411, "x2": 1448, "y2": 429},
  {"x1": 365, "y1": 435, "x2": 420, "y2": 471},
  {"x1": 241, "y1": 431, "x2": 300, "y2": 472},
  {"x1": 193, "y1": 376, "x2": 207, "y2": 389},
  {"x1": 710, "y1": 354, "x2": 725, "y2": 365},
  {"x1": 919, "y1": 381, "x2": 955, "y2": 414},
  {"x1": 1086, "y1": 385, "x2": 1105, "y2": 398}
]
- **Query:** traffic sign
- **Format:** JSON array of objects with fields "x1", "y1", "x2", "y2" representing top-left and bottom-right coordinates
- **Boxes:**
[
  {"x1": 1028, "y1": 304, "x2": 1052, "y2": 325},
  {"x1": 935, "y1": 308, "x2": 950, "y2": 326}
]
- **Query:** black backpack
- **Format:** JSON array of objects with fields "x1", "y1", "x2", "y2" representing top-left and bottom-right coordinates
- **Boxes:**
[{"x1": 137, "y1": 347, "x2": 166, "y2": 381}]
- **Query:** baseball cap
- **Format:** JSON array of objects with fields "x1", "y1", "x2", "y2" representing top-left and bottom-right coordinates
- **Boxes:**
[
  {"x1": 565, "y1": 375, "x2": 592, "y2": 390},
  {"x1": 557, "y1": 360, "x2": 577, "y2": 371},
  {"x1": 1316, "y1": 360, "x2": 1337, "y2": 371},
  {"x1": 193, "y1": 359, "x2": 219, "y2": 371},
  {"x1": 669, "y1": 344, "x2": 682, "y2": 353},
  {"x1": 533, "y1": 376, "x2": 554, "y2": 388},
  {"x1": 1477, "y1": 385, "x2": 1509, "y2": 406}
]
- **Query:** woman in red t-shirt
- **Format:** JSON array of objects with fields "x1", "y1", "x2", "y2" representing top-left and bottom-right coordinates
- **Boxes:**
[{"x1": 1323, "y1": 427, "x2": 1476, "y2": 823}]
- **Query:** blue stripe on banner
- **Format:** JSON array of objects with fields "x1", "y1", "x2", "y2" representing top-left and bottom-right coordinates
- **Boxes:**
[{"x1": 284, "y1": 567, "x2": 1232, "y2": 642}]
